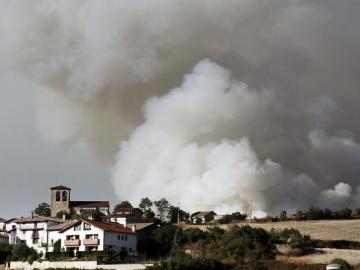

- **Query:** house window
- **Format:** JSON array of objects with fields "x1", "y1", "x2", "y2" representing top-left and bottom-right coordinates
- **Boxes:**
[
  {"x1": 62, "y1": 191, "x2": 67, "y2": 201},
  {"x1": 121, "y1": 235, "x2": 124, "y2": 241},
  {"x1": 84, "y1": 223, "x2": 91, "y2": 230},
  {"x1": 56, "y1": 191, "x2": 61, "y2": 202},
  {"x1": 118, "y1": 235, "x2": 120, "y2": 240},
  {"x1": 125, "y1": 236, "x2": 128, "y2": 241},
  {"x1": 74, "y1": 224, "x2": 82, "y2": 231}
]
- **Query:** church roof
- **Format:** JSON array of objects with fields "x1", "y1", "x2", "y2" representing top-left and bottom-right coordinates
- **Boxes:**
[
  {"x1": 50, "y1": 185, "x2": 71, "y2": 190},
  {"x1": 70, "y1": 201, "x2": 109, "y2": 208}
]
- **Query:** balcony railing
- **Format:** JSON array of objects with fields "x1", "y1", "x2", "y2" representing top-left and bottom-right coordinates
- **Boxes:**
[
  {"x1": 83, "y1": 238, "x2": 100, "y2": 246},
  {"x1": 64, "y1": 239, "x2": 80, "y2": 247}
]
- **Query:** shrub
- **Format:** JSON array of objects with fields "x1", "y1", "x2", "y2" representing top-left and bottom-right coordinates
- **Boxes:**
[
  {"x1": 11, "y1": 243, "x2": 38, "y2": 262},
  {"x1": 330, "y1": 258, "x2": 352, "y2": 270},
  {"x1": 0, "y1": 243, "x2": 12, "y2": 264}
]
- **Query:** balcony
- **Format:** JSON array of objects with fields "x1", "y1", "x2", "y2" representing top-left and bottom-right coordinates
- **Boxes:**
[
  {"x1": 64, "y1": 239, "x2": 80, "y2": 247},
  {"x1": 84, "y1": 238, "x2": 100, "y2": 246}
]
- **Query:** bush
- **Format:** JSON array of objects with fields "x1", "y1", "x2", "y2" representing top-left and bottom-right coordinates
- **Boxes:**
[
  {"x1": 0, "y1": 243, "x2": 12, "y2": 263},
  {"x1": 10, "y1": 243, "x2": 38, "y2": 262},
  {"x1": 146, "y1": 252, "x2": 226, "y2": 270},
  {"x1": 330, "y1": 258, "x2": 352, "y2": 270}
]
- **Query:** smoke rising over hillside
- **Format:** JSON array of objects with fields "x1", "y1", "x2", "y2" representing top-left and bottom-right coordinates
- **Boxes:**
[{"x1": 2, "y1": 0, "x2": 360, "y2": 214}]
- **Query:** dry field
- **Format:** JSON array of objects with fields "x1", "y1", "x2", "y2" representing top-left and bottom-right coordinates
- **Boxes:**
[
  {"x1": 184, "y1": 219, "x2": 360, "y2": 241},
  {"x1": 277, "y1": 248, "x2": 360, "y2": 265},
  {"x1": 184, "y1": 220, "x2": 360, "y2": 265},
  {"x1": 249, "y1": 220, "x2": 360, "y2": 241}
]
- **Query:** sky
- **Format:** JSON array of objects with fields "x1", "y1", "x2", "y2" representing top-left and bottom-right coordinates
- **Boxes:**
[
  {"x1": 0, "y1": 72, "x2": 117, "y2": 219},
  {"x1": 1, "y1": 1, "x2": 360, "y2": 217}
]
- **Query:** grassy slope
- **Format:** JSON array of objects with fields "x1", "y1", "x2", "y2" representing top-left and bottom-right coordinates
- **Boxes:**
[{"x1": 184, "y1": 219, "x2": 360, "y2": 241}]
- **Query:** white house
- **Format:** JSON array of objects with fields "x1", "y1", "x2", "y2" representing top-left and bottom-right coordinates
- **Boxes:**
[
  {"x1": 4, "y1": 218, "x2": 17, "y2": 233},
  {"x1": 47, "y1": 220, "x2": 78, "y2": 252},
  {"x1": 59, "y1": 219, "x2": 137, "y2": 254},
  {"x1": 9, "y1": 216, "x2": 64, "y2": 254}
]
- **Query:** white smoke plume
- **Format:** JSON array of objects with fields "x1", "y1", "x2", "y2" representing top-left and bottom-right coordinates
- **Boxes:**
[{"x1": 2, "y1": 0, "x2": 360, "y2": 214}]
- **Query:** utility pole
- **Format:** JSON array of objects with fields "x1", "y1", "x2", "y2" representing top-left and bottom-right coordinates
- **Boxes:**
[
  {"x1": 249, "y1": 200, "x2": 253, "y2": 223},
  {"x1": 177, "y1": 202, "x2": 180, "y2": 226}
]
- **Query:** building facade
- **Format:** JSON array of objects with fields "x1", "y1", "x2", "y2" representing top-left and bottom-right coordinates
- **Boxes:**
[
  {"x1": 59, "y1": 220, "x2": 137, "y2": 254},
  {"x1": 50, "y1": 185, "x2": 110, "y2": 217}
]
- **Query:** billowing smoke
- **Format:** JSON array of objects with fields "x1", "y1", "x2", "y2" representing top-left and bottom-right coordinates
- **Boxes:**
[{"x1": 2, "y1": 0, "x2": 360, "y2": 215}]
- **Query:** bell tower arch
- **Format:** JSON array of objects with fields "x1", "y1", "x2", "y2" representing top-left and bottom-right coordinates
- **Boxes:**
[{"x1": 50, "y1": 185, "x2": 71, "y2": 217}]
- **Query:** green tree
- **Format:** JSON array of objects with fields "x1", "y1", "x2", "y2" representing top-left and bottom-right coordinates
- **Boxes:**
[
  {"x1": 113, "y1": 200, "x2": 133, "y2": 213},
  {"x1": 139, "y1": 197, "x2": 156, "y2": 221},
  {"x1": 168, "y1": 205, "x2": 190, "y2": 224},
  {"x1": 294, "y1": 210, "x2": 305, "y2": 221},
  {"x1": 139, "y1": 197, "x2": 153, "y2": 211},
  {"x1": 11, "y1": 243, "x2": 38, "y2": 262},
  {"x1": 0, "y1": 243, "x2": 12, "y2": 264},
  {"x1": 152, "y1": 224, "x2": 178, "y2": 255},
  {"x1": 56, "y1": 210, "x2": 71, "y2": 220},
  {"x1": 154, "y1": 198, "x2": 171, "y2": 223},
  {"x1": 279, "y1": 210, "x2": 287, "y2": 221},
  {"x1": 34, "y1": 202, "x2": 51, "y2": 217},
  {"x1": 77, "y1": 209, "x2": 103, "y2": 220},
  {"x1": 53, "y1": 239, "x2": 61, "y2": 253}
]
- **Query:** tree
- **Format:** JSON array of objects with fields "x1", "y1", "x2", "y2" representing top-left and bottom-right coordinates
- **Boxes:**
[
  {"x1": 294, "y1": 210, "x2": 305, "y2": 221},
  {"x1": 168, "y1": 205, "x2": 190, "y2": 224},
  {"x1": 152, "y1": 224, "x2": 178, "y2": 255},
  {"x1": 279, "y1": 210, "x2": 287, "y2": 221},
  {"x1": 56, "y1": 210, "x2": 71, "y2": 220},
  {"x1": 53, "y1": 239, "x2": 61, "y2": 253},
  {"x1": 154, "y1": 198, "x2": 171, "y2": 223},
  {"x1": 34, "y1": 202, "x2": 51, "y2": 217},
  {"x1": 11, "y1": 243, "x2": 38, "y2": 262},
  {"x1": 77, "y1": 209, "x2": 103, "y2": 220},
  {"x1": 113, "y1": 200, "x2": 133, "y2": 213},
  {"x1": 139, "y1": 197, "x2": 156, "y2": 221},
  {"x1": 139, "y1": 197, "x2": 153, "y2": 212}
]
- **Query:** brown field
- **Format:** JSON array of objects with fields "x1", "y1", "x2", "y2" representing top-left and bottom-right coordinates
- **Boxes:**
[
  {"x1": 184, "y1": 219, "x2": 360, "y2": 241},
  {"x1": 183, "y1": 220, "x2": 360, "y2": 265},
  {"x1": 277, "y1": 248, "x2": 360, "y2": 266},
  {"x1": 0, "y1": 264, "x2": 4, "y2": 270}
]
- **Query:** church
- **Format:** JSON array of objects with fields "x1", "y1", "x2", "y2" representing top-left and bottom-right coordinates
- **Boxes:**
[{"x1": 50, "y1": 185, "x2": 110, "y2": 217}]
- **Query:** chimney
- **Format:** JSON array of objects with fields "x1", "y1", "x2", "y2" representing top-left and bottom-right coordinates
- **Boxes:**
[
  {"x1": 31, "y1": 211, "x2": 34, "y2": 218},
  {"x1": 132, "y1": 225, "x2": 136, "y2": 232}
]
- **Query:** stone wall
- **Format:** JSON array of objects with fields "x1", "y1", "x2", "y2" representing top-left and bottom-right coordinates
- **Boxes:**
[{"x1": 7, "y1": 261, "x2": 151, "y2": 270}]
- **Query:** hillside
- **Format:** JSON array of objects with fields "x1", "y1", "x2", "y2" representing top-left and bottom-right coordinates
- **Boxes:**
[{"x1": 184, "y1": 219, "x2": 360, "y2": 241}]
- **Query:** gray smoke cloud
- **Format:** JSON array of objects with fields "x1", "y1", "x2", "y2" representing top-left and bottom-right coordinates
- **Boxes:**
[{"x1": 2, "y1": 0, "x2": 360, "y2": 215}]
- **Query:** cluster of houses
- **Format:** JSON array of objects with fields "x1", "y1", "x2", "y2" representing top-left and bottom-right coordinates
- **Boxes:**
[
  {"x1": 0, "y1": 186, "x2": 157, "y2": 256},
  {"x1": 0, "y1": 185, "x2": 221, "y2": 257}
]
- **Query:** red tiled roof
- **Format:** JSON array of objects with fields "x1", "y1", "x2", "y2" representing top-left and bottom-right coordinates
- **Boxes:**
[
  {"x1": 70, "y1": 201, "x2": 109, "y2": 208},
  {"x1": 84, "y1": 219, "x2": 135, "y2": 234},
  {"x1": 14, "y1": 216, "x2": 64, "y2": 223},
  {"x1": 50, "y1": 185, "x2": 71, "y2": 190}
]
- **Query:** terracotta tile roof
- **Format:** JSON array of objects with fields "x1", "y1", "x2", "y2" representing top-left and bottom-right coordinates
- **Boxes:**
[
  {"x1": 70, "y1": 201, "x2": 109, "y2": 208},
  {"x1": 50, "y1": 185, "x2": 71, "y2": 190},
  {"x1": 84, "y1": 219, "x2": 135, "y2": 234},
  {"x1": 14, "y1": 216, "x2": 64, "y2": 223},
  {"x1": 0, "y1": 234, "x2": 8, "y2": 239},
  {"x1": 48, "y1": 220, "x2": 78, "y2": 231}
]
